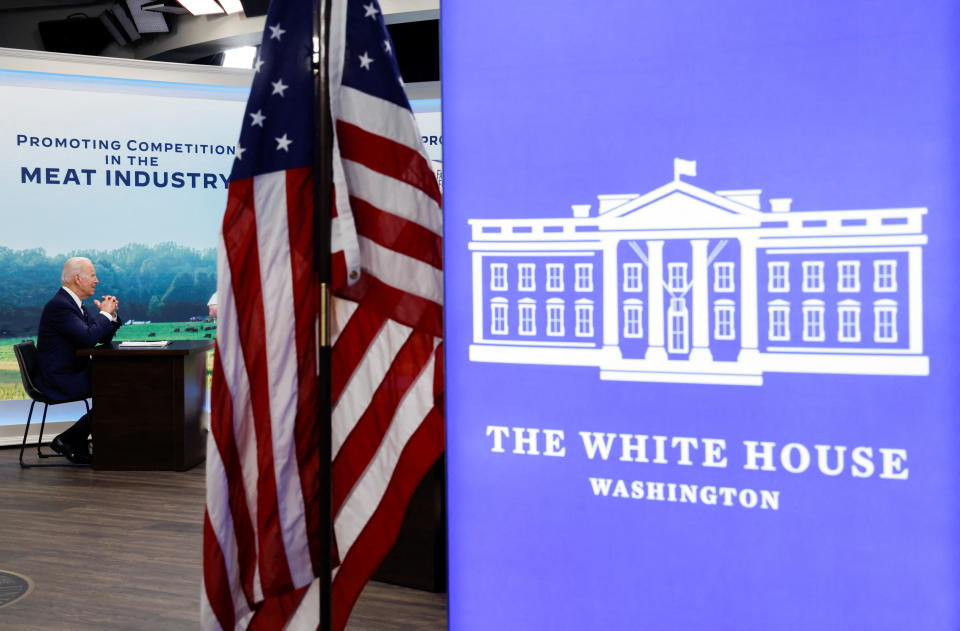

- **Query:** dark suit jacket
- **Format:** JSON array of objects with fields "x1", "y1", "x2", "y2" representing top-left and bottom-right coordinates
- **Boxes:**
[{"x1": 36, "y1": 288, "x2": 122, "y2": 401}]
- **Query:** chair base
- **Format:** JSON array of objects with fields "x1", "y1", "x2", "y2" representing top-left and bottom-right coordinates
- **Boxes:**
[
  {"x1": 20, "y1": 444, "x2": 90, "y2": 468},
  {"x1": 20, "y1": 460, "x2": 90, "y2": 468},
  {"x1": 19, "y1": 399, "x2": 92, "y2": 469}
]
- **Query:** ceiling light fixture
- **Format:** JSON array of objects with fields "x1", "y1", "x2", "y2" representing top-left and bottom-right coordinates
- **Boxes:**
[
  {"x1": 141, "y1": 1, "x2": 189, "y2": 14},
  {"x1": 222, "y1": 46, "x2": 257, "y2": 68},
  {"x1": 177, "y1": 0, "x2": 224, "y2": 15},
  {"x1": 217, "y1": 0, "x2": 245, "y2": 14}
]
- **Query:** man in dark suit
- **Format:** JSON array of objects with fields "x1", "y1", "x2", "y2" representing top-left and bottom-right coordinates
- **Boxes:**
[{"x1": 36, "y1": 257, "x2": 122, "y2": 464}]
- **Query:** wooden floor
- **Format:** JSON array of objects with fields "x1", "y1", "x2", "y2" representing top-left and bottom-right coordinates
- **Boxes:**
[{"x1": 0, "y1": 446, "x2": 447, "y2": 630}]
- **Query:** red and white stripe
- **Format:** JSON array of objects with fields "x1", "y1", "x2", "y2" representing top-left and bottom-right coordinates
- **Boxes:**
[
  {"x1": 327, "y1": 0, "x2": 359, "y2": 290},
  {"x1": 203, "y1": 166, "x2": 322, "y2": 630}
]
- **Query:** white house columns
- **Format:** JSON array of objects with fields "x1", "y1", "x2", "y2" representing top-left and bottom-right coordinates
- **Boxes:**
[
  {"x1": 738, "y1": 235, "x2": 759, "y2": 362},
  {"x1": 907, "y1": 245, "x2": 923, "y2": 354},
  {"x1": 690, "y1": 239, "x2": 712, "y2": 362},
  {"x1": 645, "y1": 240, "x2": 668, "y2": 361},
  {"x1": 602, "y1": 239, "x2": 620, "y2": 351}
]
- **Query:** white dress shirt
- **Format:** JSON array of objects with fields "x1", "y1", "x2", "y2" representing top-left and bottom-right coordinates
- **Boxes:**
[{"x1": 62, "y1": 286, "x2": 117, "y2": 323}]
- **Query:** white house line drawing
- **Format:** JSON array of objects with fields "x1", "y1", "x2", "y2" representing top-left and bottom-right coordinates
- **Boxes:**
[{"x1": 467, "y1": 159, "x2": 928, "y2": 386}]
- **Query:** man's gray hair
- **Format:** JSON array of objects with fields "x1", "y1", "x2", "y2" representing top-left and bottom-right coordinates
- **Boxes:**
[{"x1": 61, "y1": 257, "x2": 92, "y2": 284}]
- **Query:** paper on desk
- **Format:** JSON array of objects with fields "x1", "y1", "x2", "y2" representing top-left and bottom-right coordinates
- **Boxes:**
[{"x1": 118, "y1": 340, "x2": 171, "y2": 347}]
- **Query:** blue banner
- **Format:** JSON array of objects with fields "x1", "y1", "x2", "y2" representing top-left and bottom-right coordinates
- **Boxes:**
[{"x1": 443, "y1": 1, "x2": 959, "y2": 628}]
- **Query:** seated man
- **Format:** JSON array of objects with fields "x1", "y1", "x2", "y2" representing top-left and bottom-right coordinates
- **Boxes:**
[{"x1": 36, "y1": 257, "x2": 122, "y2": 464}]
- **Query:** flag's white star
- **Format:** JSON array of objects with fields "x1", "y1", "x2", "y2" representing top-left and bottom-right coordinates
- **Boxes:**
[
  {"x1": 275, "y1": 134, "x2": 292, "y2": 152},
  {"x1": 271, "y1": 79, "x2": 289, "y2": 96},
  {"x1": 269, "y1": 23, "x2": 285, "y2": 40},
  {"x1": 358, "y1": 52, "x2": 374, "y2": 70},
  {"x1": 249, "y1": 109, "x2": 266, "y2": 127},
  {"x1": 235, "y1": 145, "x2": 246, "y2": 161},
  {"x1": 363, "y1": 3, "x2": 379, "y2": 19},
  {"x1": 383, "y1": 39, "x2": 392, "y2": 54},
  {"x1": 253, "y1": 56, "x2": 264, "y2": 73}
]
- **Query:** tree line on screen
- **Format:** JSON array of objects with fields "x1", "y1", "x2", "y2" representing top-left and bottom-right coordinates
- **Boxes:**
[{"x1": 0, "y1": 243, "x2": 216, "y2": 336}]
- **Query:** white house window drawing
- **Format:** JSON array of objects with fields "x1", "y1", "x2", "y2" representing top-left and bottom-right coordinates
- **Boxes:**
[
  {"x1": 518, "y1": 263, "x2": 535, "y2": 291},
  {"x1": 837, "y1": 300, "x2": 861, "y2": 342},
  {"x1": 802, "y1": 299, "x2": 825, "y2": 342},
  {"x1": 547, "y1": 299, "x2": 565, "y2": 336},
  {"x1": 491, "y1": 263, "x2": 507, "y2": 291},
  {"x1": 714, "y1": 262, "x2": 735, "y2": 293},
  {"x1": 668, "y1": 297, "x2": 689, "y2": 353},
  {"x1": 622, "y1": 299, "x2": 643, "y2": 338},
  {"x1": 623, "y1": 263, "x2": 643, "y2": 292},
  {"x1": 575, "y1": 263, "x2": 594, "y2": 292},
  {"x1": 802, "y1": 261, "x2": 824, "y2": 293},
  {"x1": 838, "y1": 260, "x2": 860, "y2": 293},
  {"x1": 768, "y1": 300, "x2": 790, "y2": 341},
  {"x1": 490, "y1": 298, "x2": 508, "y2": 335},
  {"x1": 714, "y1": 300, "x2": 736, "y2": 340},
  {"x1": 518, "y1": 299, "x2": 536, "y2": 336},
  {"x1": 468, "y1": 162, "x2": 928, "y2": 386},
  {"x1": 668, "y1": 263, "x2": 688, "y2": 292},
  {"x1": 875, "y1": 260, "x2": 898, "y2": 292},
  {"x1": 575, "y1": 299, "x2": 594, "y2": 337},
  {"x1": 768, "y1": 262, "x2": 790, "y2": 293},
  {"x1": 546, "y1": 263, "x2": 564, "y2": 291},
  {"x1": 874, "y1": 299, "x2": 898, "y2": 342}
]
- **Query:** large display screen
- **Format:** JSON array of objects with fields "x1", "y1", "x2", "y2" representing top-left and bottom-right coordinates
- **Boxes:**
[
  {"x1": 442, "y1": 2, "x2": 959, "y2": 628},
  {"x1": 0, "y1": 57, "x2": 247, "y2": 426},
  {"x1": 0, "y1": 53, "x2": 439, "y2": 431}
]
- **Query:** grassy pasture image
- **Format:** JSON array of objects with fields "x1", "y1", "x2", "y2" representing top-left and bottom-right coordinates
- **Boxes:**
[{"x1": 0, "y1": 320, "x2": 216, "y2": 401}]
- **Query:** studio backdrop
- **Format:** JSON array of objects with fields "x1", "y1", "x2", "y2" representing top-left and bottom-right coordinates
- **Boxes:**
[
  {"x1": 0, "y1": 49, "x2": 441, "y2": 425},
  {"x1": 0, "y1": 50, "x2": 247, "y2": 415}
]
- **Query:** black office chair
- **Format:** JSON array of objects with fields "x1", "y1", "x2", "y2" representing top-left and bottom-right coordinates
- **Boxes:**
[{"x1": 14, "y1": 340, "x2": 90, "y2": 468}]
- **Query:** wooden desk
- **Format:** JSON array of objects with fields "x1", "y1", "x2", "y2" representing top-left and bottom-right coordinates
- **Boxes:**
[
  {"x1": 373, "y1": 457, "x2": 447, "y2": 592},
  {"x1": 80, "y1": 340, "x2": 212, "y2": 471}
]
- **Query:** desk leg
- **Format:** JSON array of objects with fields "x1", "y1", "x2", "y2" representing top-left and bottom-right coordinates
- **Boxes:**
[
  {"x1": 178, "y1": 350, "x2": 207, "y2": 471},
  {"x1": 372, "y1": 457, "x2": 447, "y2": 591}
]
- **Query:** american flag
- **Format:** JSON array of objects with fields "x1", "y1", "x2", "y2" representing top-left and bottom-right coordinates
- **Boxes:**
[{"x1": 202, "y1": 0, "x2": 444, "y2": 628}]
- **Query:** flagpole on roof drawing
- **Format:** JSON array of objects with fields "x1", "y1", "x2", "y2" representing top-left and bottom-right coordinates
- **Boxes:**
[{"x1": 674, "y1": 157, "x2": 697, "y2": 181}]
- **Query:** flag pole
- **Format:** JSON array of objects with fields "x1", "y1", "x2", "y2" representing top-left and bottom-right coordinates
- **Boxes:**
[{"x1": 313, "y1": 0, "x2": 334, "y2": 628}]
